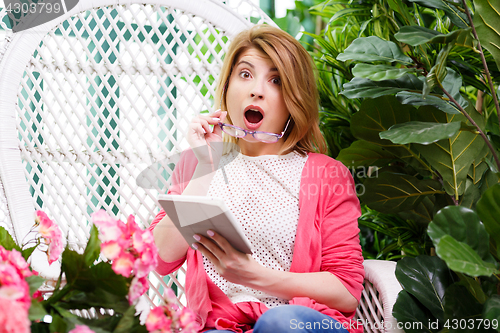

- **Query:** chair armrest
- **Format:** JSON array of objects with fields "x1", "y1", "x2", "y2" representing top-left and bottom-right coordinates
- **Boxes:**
[{"x1": 357, "y1": 259, "x2": 403, "y2": 333}]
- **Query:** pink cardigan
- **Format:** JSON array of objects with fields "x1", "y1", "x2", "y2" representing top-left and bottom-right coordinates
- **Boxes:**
[{"x1": 149, "y1": 150, "x2": 364, "y2": 333}]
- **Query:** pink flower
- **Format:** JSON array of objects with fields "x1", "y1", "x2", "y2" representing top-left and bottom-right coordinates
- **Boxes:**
[
  {"x1": 101, "y1": 241, "x2": 122, "y2": 260},
  {"x1": 92, "y1": 210, "x2": 125, "y2": 243},
  {"x1": 146, "y1": 306, "x2": 172, "y2": 333},
  {"x1": 0, "y1": 297, "x2": 30, "y2": 333},
  {"x1": 35, "y1": 211, "x2": 64, "y2": 264},
  {"x1": 68, "y1": 325, "x2": 95, "y2": 333},
  {"x1": 179, "y1": 307, "x2": 198, "y2": 333},
  {"x1": 5, "y1": 249, "x2": 32, "y2": 278},
  {"x1": 112, "y1": 252, "x2": 135, "y2": 277},
  {"x1": 128, "y1": 276, "x2": 149, "y2": 304}
]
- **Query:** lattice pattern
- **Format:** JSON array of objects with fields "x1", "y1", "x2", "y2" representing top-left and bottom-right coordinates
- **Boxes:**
[
  {"x1": 356, "y1": 279, "x2": 385, "y2": 333},
  {"x1": 13, "y1": 3, "x2": 236, "y2": 306}
]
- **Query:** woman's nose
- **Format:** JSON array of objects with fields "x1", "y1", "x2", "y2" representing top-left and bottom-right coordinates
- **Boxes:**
[{"x1": 250, "y1": 80, "x2": 265, "y2": 99}]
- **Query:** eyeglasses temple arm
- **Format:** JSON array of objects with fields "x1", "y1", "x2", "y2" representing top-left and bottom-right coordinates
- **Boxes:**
[{"x1": 280, "y1": 117, "x2": 291, "y2": 137}]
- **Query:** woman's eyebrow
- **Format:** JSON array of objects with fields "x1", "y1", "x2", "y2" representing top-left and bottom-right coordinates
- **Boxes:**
[{"x1": 235, "y1": 60, "x2": 278, "y2": 72}]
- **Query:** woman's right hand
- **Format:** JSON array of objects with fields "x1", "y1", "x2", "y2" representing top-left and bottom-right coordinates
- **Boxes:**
[{"x1": 186, "y1": 109, "x2": 228, "y2": 169}]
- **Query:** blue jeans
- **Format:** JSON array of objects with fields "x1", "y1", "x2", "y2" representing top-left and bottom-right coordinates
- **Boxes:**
[{"x1": 205, "y1": 305, "x2": 350, "y2": 332}]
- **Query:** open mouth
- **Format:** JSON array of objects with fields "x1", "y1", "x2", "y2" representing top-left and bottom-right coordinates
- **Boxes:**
[{"x1": 244, "y1": 109, "x2": 264, "y2": 124}]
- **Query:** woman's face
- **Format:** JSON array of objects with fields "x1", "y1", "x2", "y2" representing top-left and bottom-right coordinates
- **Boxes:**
[{"x1": 225, "y1": 47, "x2": 289, "y2": 147}]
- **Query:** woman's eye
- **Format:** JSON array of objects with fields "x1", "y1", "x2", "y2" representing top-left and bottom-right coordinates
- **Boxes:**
[
  {"x1": 239, "y1": 71, "x2": 251, "y2": 79},
  {"x1": 271, "y1": 77, "x2": 281, "y2": 85}
]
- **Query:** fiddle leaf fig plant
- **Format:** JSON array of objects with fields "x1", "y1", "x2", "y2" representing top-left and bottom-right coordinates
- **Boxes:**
[{"x1": 327, "y1": 0, "x2": 500, "y2": 330}]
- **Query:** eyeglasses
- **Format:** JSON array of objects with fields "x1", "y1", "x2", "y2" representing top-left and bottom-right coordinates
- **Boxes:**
[{"x1": 218, "y1": 118, "x2": 291, "y2": 143}]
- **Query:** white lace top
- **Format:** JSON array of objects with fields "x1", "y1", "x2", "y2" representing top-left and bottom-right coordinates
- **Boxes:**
[{"x1": 204, "y1": 149, "x2": 308, "y2": 308}]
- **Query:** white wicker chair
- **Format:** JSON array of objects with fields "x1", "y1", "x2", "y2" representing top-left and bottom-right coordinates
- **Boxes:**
[{"x1": 0, "y1": 1, "x2": 402, "y2": 331}]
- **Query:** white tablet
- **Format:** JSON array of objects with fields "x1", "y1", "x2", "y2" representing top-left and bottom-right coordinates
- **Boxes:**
[{"x1": 157, "y1": 194, "x2": 253, "y2": 254}]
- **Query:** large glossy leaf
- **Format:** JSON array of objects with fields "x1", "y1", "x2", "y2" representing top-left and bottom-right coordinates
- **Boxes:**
[
  {"x1": 408, "y1": 0, "x2": 469, "y2": 29},
  {"x1": 479, "y1": 169, "x2": 500, "y2": 195},
  {"x1": 474, "y1": 0, "x2": 500, "y2": 72},
  {"x1": 350, "y1": 96, "x2": 435, "y2": 174},
  {"x1": 476, "y1": 183, "x2": 500, "y2": 257},
  {"x1": 337, "y1": 36, "x2": 413, "y2": 64},
  {"x1": 483, "y1": 295, "x2": 500, "y2": 323},
  {"x1": 428, "y1": 206, "x2": 495, "y2": 264},
  {"x1": 435, "y1": 235, "x2": 498, "y2": 276},
  {"x1": 396, "y1": 91, "x2": 461, "y2": 114},
  {"x1": 397, "y1": 196, "x2": 435, "y2": 225},
  {"x1": 342, "y1": 75, "x2": 424, "y2": 99},
  {"x1": 380, "y1": 121, "x2": 463, "y2": 145},
  {"x1": 444, "y1": 284, "x2": 491, "y2": 333},
  {"x1": 361, "y1": 172, "x2": 443, "y2": 213},
  {"x1": 336, "y1": 140, "x2": 395, "y2": 168},
  {"x1": 352, "y1": 64, "x2": 421, "y2": 81},
  {"x1": 395, "y1": 26, "x2": 476, "y2": 48},
  {"x1": 393, "y1": 290, "x2": 437, "y2": 333},
  {"x1": 395, "y1": 256, "x2": 454, "y2": 323},
  {"x1": 414, "y1": 106, "x2": 486, "y2": 198},
  {"x1": 456, "y1": 272, "x2": 487, "y2": 304}
]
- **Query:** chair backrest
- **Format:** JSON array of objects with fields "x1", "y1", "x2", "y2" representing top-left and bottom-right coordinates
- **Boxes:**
[{"x1": 0, "y1": 0, "x2": 274, "y2": 304}]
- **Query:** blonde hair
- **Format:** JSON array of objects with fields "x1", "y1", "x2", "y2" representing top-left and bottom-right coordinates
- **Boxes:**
[{"x1": 215, "y1": 24, "x2": 327, "y2": 156}]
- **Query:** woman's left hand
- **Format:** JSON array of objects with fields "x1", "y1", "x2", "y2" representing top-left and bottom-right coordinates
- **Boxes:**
[{"x1": 193, "y1": 230, "x2": 261, "y2": 286}]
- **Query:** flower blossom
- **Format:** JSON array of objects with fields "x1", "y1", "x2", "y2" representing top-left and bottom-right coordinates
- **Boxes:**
[
  {"x1": 35, "y1": 210, "x2": 64, "y2": 264},
  {"x1": 145, "y1": 303, "x2": 198, "y2": 333},
  {"x1": 0, "y1": 246, "x2": 32, "y2": 333},
  {"x1": 91, "y1": 210, "x2": 158, "y2": 303},
  {"x1": 0, "y1": 296, "x2": 31, "y2": 333},
  {"x1": 68, "y1": 325, "x2": 96, "y2": 333}
]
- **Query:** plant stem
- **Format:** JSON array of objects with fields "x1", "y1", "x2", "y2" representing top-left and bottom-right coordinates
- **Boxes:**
[
  {"x1": 442, "y1": 89, "x2": 500, "y2": 171},
  {"x1": 461, "y1": 0, "x2": 500, "y2": 127}
]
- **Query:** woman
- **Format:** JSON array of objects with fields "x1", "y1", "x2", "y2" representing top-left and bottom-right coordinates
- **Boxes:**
[{"x1": 150, "y1": 24, "x2": 364, "y2": 333}]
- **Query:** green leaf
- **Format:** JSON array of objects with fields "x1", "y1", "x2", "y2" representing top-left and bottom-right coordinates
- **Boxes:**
[
  {"x1": 414, "y1": 106, "x2": 486, "y2": 198},
  {"x1": 395, "y1": 26, "x2": 442, "y2": 46},
  {"x1": 337, "y1": 36, "x2": 413, "y2": 64},
  {"x1": 336, "y1": 140, "x2": 395, "y2": 168},
  {"x1": 474, "y1": 0, "x2": 500, "y2": 72},
  {"x1": 341, "y1": 75, "x2": 424, "y2": 99},
  {"x1": 58, "y1": 289, "x2": 130, "y2": 314},
  {"x1": 84, "y1": 225, "x2": 101, "y2": 266},
  {"x1": 26, "y1": 275, "x2": 46, "y2": 296},
  {"x1": 395, "y1": 26, "x2": 476, "y2": 48},
  {"x1": 352, "y1": 64, "x2": 421, "y2": 81},
  {"x1": 435, "y1": 235, "x2": 498, "y2": 276},
  {"x1": 396, "y1": 91, "x2": 461, "y2": 114},
  {"x1": 29, "y1": 299, "x2": 48, "y2": 321},
  {"x1": 407, "y1": 0, "x2": 469, "y2": 29},
  {"x1": 444, "y1": 284, "x2": 493, "y2": 333},
  {"x1": 458, "y1": 178, "x2": 481, "y2": 210},
  {"x1": 380, "y1": 121, "x2": 463, "y2": 145},
  {"x1": 90, "y1": 262, "x2": 129, "y2": 297},
  {"x1": 479, "y1": 170, "x2": 500, "y2": 195},
  {"x1": 395, "y1": 256, "x2": 454, "y2": 323},
  {"x1": 477, "y1": 183, "x2": 500, "y2": 257},
  {"x1": 21, "y1": 245, "x2": 37, "y2": 261},
  {"x1": 455, "y1": 272, "x2": 487, "y2": 304},
  {"x1": 61, "y1": 248, "x2": 94, "y2": 291},
  {"x1": 361, "y1": 172, "x2": 443, "y2": 213},
  {"x1": 0, "y1": 226, "x2": 22, "y2": 252},
  {"x1": 113, "y1": 306, "x2": 142, "y2": 333},
  {"x1": 393, "y1": 290, "x2": 437, "y2": 333},
  {"x1": 483, "y1": 295, "x2": 500, "y2": 323},
  {"x1": 428, "y1": 206, "x2": 495, "y2": 264},
  {"x1": 397, "y1": 196, "x2": 435, "y2": 225},
  {"x1": 350, "y1": 97, "x2": 437, "y2": 174},
  {"x1": 423, "y1": 43, "x2": 453, "y2": 97}
]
